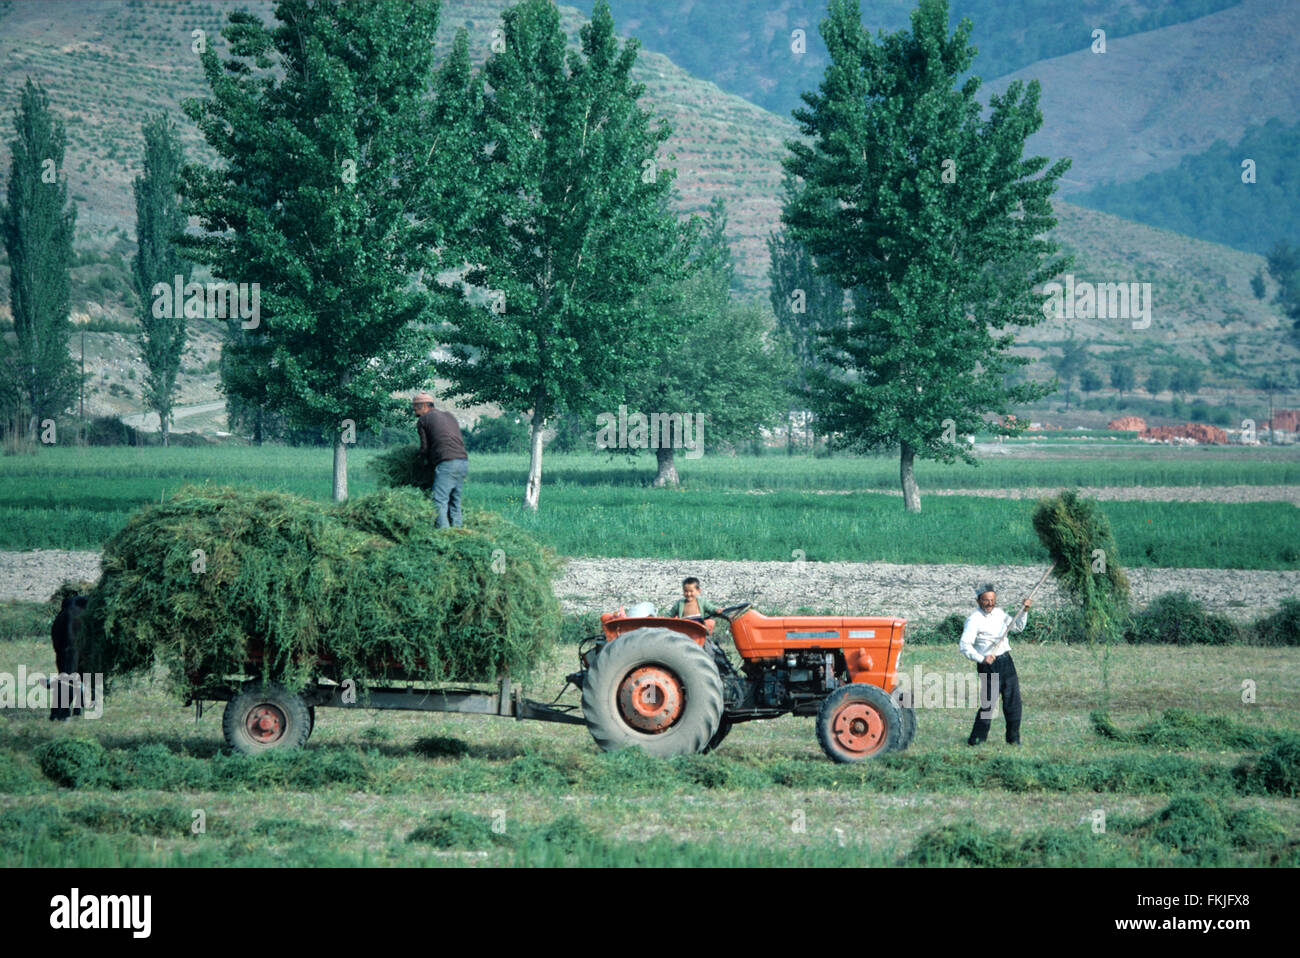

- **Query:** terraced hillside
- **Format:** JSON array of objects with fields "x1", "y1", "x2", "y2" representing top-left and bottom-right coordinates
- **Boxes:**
[{"x1": 0, "y1": 0, "x2": 1296, "y2": 404}]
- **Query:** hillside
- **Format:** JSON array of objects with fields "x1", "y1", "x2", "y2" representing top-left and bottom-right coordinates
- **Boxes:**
[
  {"x1": 986, "y1": 0, "x2": 1300, "y2": 194},
  {"x1": 564, "y1": 0, "x2": 1241, "y2": 119},
  {"x1": 1068, "y1": 117, "x2": 1300, "y2": 256},
  {"x1": 0, "y1": 0, "x2": 790, "y2": 291},
  {"x1": 0, "y1": 0, "x2": 1296, "y2": 431}
]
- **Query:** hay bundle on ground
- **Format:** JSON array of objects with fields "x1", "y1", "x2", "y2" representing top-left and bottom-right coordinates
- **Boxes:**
[
  {"x1": 1032, "y1": 489, "x2": 1130, "y2": 639},
  {"x1": 79, "y1": 485, "x2": 562, "y2": 696}
]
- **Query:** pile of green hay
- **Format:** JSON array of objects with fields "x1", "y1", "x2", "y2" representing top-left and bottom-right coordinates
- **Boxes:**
[
  {"x1": 1032, "y1": 490, "x2": 1131, "y2": 643},
  {"x1": 902, "y1": 822, "x2": 1106, "y2": 867},
  {"x1": 79, "y1": 485, "x2": 562, "y2": 696},
  {"x1": 1233, "y1": 735, "x2": 1300, "y2": 797},
  {"x1": 368, "y1": 445, "x2": 432, "y2": 490},
  {"x1": 406, "y1": 810, "x2": 509, "y2": 849},
  {"x1": 1090, "y1": 708, "x2": 1287, "y2": 750},
  {"x1": 1113, "y1": 795, "x2": 1289, "y2": 864}
]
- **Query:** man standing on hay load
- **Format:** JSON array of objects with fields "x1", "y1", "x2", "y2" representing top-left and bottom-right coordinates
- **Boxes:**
[
  {"x1": 412, "y1": 392, "x2": 469, "y2": 528},
  {"x1": 960, "y1": 583, "x2": 1032, "y2": 746}
]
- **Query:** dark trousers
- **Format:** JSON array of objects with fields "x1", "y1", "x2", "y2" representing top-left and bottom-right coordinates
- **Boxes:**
[
  {"x1": 969, "y1": 652, "x2": 1022, "y2": 744},
  {"x1": 431, "y1": 457, "x2": 468, "y2": 528}
]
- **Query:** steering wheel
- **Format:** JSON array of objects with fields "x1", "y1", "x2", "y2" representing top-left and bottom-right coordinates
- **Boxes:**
[{"x1": 716, "y1": 603, "x2": 752, "y2": 621}]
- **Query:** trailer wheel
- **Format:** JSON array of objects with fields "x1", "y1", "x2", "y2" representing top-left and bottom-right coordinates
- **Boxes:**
[
  {"x1": 897, "y1": 705, "x2": 916, "y2": 751},
  {"x1": 223, "y1": 682, "x2": 312, "y2": 755},
  {"x1": 816, "y1": 683, "x2": 902, "y2": 762},
  {"x1": 582, "y1": 627, "x2": 723, "y2": 757}
]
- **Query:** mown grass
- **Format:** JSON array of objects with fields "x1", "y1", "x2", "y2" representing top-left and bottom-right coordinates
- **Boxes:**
[
  {"x1": 2, "y1": 448, "x2": 1298, "y2": 566},
  {"x1": 904, "y1": 795, "x2": 1299, "y2": 867},
  {"x1": 3, "y1": 788, "x2": 1293, "y2": 868},
  {"x1": 16, "y1": 734, "x2": 1296, "y2": 797},
  {"x1": 2, "y1": 621, "x2": 1298, "y2": 867}
]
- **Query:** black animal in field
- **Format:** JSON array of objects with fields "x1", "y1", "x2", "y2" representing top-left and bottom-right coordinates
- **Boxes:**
[{"x1": 49, "y1": 593, "x2": 89, "y2": 720}]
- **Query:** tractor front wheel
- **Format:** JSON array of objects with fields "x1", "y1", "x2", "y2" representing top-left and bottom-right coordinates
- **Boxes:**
[
  {"x1": 816, "y1": 683, "x2": 902, "y2": 762},
  {"x1": 582, "y1": 628, "x2": 724, "y2": 757},
  {"x1": 223, "y1": 682, "x2": 312, "y2": 755}
]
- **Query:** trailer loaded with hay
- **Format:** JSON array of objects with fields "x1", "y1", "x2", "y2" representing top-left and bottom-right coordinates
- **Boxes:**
[{"x1": 68, "y1": 484, "x2": 915, "y2": 762}]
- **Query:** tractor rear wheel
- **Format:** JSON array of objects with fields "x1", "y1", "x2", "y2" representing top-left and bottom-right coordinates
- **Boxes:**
[
  {"x1": 816, "y1": 683, "x2": 902, "y2": 762},
  {"x1": 581, "y1": 627, "x2": 724, "y2": 757},
  {"x1": 897, "y1": 705, "x2": 916, "y2": 751},
  {"x1": 223, "y1": 682, "x2": 312, "y2": 755}
]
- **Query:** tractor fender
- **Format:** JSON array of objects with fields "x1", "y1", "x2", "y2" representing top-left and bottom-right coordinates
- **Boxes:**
[{"x1": 600, "y1": 615, "x2": 709, "y2": 646}]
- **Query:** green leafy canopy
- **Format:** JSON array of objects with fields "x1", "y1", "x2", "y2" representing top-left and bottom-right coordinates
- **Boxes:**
[
  {"x1": 178, "y1": 0, "x2": 465, "y2": 436},
  {"x1": 433, "y1": 0, "x2": 695, "y2": 423},
  {"x1": 782, "y1": 0, "x2": 1070, "y2": 465}
]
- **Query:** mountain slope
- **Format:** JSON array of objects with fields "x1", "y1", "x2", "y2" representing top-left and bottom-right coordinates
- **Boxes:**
[
  {"x1": 986, "y1": 0, "x2": 1300, "y2": 193},
  {"x1": 0, "y1": 0, "x2": 1295, "y2": 407},
  {"x1": 564, "y1": 0, "x2": 1242, "y2": 119},
  {"x1": 1068, "y1": 117, "x2": 1300, "y2": 256}
]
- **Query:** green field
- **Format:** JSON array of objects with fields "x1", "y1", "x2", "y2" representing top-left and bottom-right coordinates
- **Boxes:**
[
  {"x1": 3, "y1": 442, "x2": 1297, "y2": 867},
  {"x1": 1, "y1": 621, "x2": 1297, "y2": 867},
  {"x1": 2, "y1": 446, "x2": 1298, "y2": 567}
]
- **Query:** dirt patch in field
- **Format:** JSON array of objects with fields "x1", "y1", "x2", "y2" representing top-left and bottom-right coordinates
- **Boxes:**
[
  {"x1": 5, "y1": 549, "x2": 1293, "y2": 625},
  {"x1": 557, "y1": 557, "x2": 1295, "y2": 624},
  {"x1": 0, "y1": 551, "x2": 102, "y2": 604}
]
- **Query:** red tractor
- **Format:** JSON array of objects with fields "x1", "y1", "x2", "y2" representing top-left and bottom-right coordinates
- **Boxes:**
[{"x1": 572, "y1": 602, "x2": 913, "y2": 762}]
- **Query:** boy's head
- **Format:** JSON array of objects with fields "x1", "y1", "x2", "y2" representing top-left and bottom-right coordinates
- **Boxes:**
[{"x1": 682, "y1": 577, "x2": 701, "y2": 599}]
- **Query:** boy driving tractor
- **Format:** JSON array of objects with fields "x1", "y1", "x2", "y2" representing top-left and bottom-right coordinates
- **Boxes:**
[{"x1": 664, "y1": 577, "x2": 724, "y2": 633}]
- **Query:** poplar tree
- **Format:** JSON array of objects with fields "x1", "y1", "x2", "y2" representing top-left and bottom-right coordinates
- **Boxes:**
[
  {"x1": 179, "y1": 0, "x2": 464, "y2": 500},
  {"x1": 783, "y1": 0, "x2": 1067, "y2": 511},
  {"x1": 616, "y1": 197, "x2": 790, "y2": 485},
  {"x1": 0, "y1": 78, "x2": 78, "y2": 441},
  {"x1": 768, "y1": 173, "x2": 843, "y2": 454},
  {"x1": 132, "y1": 114, "x2": 191, "y2": 446},
  {"x1": 435, "y1": 0, "x2": 692, "y2": 510}
]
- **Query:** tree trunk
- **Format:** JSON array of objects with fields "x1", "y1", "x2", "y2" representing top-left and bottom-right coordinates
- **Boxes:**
[
  {"x1": 900, "y1": 441, "x2": 920, "y2": 513},
  {"x1": 161, "y1": 411, "x2": 170, "y2": 448},
  {"x1": 332, "y1": 436, "x2": 348, "y2": 503},
  {"x1": 254, "y1": 407, "x2": 264, "y2": 445},
  {"x1": 786, "y1": 410, "x2": 794, "y2": 456},
  {"x1": 653, "y1": 446, "x2": 678, "y2": 487},
  {"x1": 524, "y1": 416, "x2": 546, "y2": 510}
]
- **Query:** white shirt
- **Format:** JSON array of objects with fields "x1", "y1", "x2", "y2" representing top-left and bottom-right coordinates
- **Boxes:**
[{"x1": 959, "y1": 606, "x2": 1027, "y2": 663}]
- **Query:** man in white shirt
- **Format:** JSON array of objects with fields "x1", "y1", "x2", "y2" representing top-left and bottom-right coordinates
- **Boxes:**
[{"x1": 960, "y1": 583, "x2": 1031, "y2": 746}]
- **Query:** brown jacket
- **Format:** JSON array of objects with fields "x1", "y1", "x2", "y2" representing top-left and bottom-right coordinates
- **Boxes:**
[{"x1": 417, "y1": 409, "x2": 468, "y2": 467}]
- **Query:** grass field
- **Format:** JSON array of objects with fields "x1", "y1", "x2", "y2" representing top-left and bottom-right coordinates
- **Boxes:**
[
  {"x1": 2, "y1": 617, "x2": 1297, "y2": 867},
  {"x1": 2, "y1": 446, "x2": 1298, "y2": 567},
  {"x1": 2, "y1": 441, "x2": 1296, "y2": 867}
]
